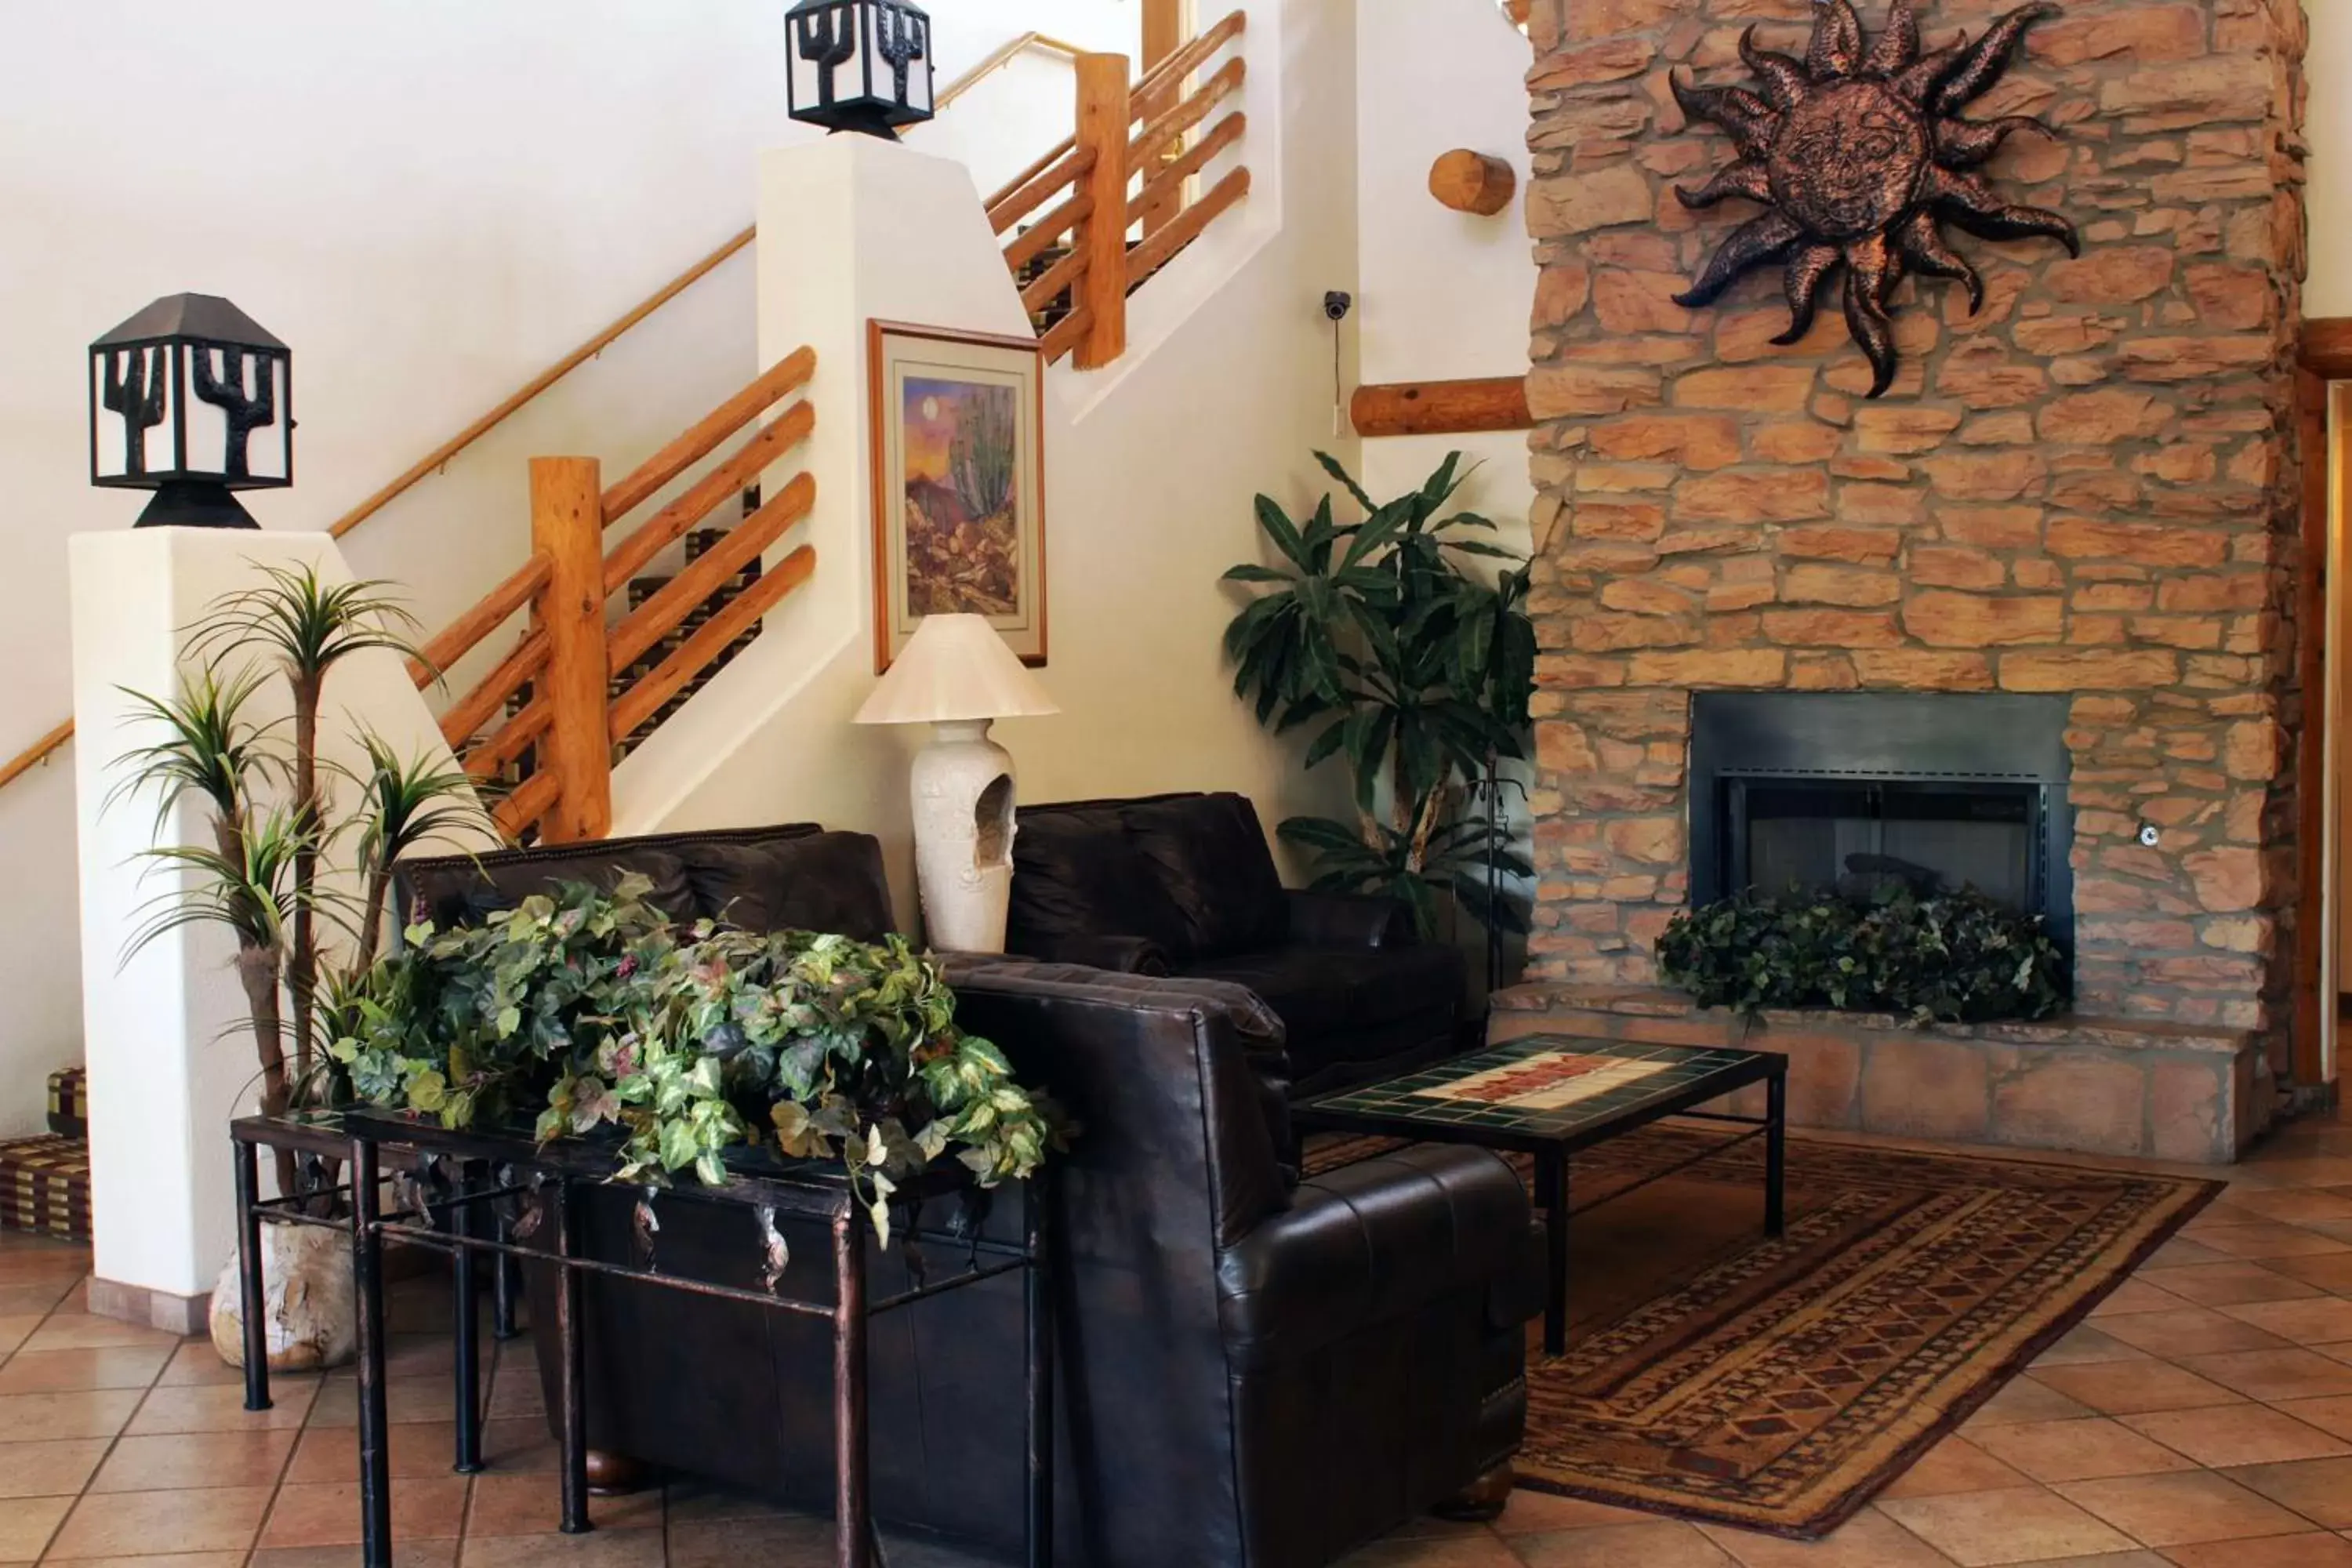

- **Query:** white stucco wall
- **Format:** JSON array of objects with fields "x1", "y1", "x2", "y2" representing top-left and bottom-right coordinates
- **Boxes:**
[
  {"x1": 645, "y1": 0, "x2": 1363, "y2": 902},
  {"x1": 0, "y1": 1, "x2": 1146, "y2": 1131},
  {"x1": 71, "y1": 531, "x2": 484, "y2": 1300},
  {"x1": 1352, "y1": 0, "x2": 1535, "y2": 550}
]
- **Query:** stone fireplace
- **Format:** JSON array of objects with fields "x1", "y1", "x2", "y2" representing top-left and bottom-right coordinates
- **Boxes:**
[{"x1": 1500, "y1": 0, "x2": 2311, "y2": 1161}]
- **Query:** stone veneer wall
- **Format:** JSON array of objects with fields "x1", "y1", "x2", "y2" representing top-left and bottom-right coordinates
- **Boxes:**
[{"x1": 1516, "y1": 0, "x2": 2310, "y2": 1048}]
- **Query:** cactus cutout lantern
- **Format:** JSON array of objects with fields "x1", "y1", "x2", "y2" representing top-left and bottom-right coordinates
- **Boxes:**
[{"x1": 89, "y1": 294, "x2": 292, "y2": 529}]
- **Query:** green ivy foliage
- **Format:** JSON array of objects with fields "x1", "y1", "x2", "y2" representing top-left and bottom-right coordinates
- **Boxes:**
[
  {"x1": 326, "y1": 876, "x2": 1065, "y2": 1241},
  {"x1": 1654, "y1": 887, "x2": 2070, "y2": 1025}
]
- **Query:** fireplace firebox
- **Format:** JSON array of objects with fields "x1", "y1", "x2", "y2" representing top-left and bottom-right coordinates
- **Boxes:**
[{"x1": 1689, "y1": 694, "x2": 2074, "y2": 949}]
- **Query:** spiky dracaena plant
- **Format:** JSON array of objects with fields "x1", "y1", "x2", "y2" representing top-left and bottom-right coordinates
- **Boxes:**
[
  {"x1": 188, "y1": 565, "x2": 431, "y2": 1091},
  {"x1": 115, "y1": 571, "x2": 495, "y2": 1198}
]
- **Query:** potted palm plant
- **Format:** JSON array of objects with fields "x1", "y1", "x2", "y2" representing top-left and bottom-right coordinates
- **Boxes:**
[
  {"x1": 1221, "y1": 452, "x2": 1538, "y2": 962},
  {"x1": 113, "y1": 563, "x2": 494, "y2": 1370}
]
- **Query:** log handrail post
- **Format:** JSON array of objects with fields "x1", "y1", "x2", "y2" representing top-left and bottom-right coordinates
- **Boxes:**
[
  {"x1": 1072, "y1": 54, "x2": 1131, "y2": 372},
  {"x1": 529, "y1": 456, "x2": 613, "y2": 844}
]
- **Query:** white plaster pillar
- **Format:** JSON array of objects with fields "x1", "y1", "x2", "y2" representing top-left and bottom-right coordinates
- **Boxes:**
[{"x1": 70, "y1": 529, "x2": 477, "y2": 1328}]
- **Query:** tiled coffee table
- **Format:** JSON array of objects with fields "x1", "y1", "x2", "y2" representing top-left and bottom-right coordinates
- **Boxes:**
[{"x1": 1294, "y1": 1033, "x2": 1787, "y2": 1356}]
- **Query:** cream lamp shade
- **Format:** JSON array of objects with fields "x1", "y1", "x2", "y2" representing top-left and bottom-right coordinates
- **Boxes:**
[
  {"x1": 854, "y1": 613, "x2": 1059, "y2": 725},
  {"x1": 854, "y1": 615, "x2": 1058, "y2": 953}
]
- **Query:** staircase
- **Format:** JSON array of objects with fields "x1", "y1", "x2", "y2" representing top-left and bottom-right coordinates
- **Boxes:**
[
  {"x1": 396, "y1": 13, "x2": 1253, "y2": 846},
  {"x1": 0, "y1": 13, "x2": 1258, "y2": 849}
]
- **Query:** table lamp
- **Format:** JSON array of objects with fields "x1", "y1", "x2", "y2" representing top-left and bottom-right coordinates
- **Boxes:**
[{"x1": 853, "y1": 613, "x2": 1060, "y2": 952}]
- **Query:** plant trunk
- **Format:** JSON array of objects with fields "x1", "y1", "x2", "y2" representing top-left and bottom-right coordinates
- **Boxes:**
[
  {"x1": 289, "y1": 671, "x2": 321, "y2": 1098},
  {"x1": 236, "y1": 942, "x2": 299, "y2": 1197},
  {"x1": 358, "y1": 861, "x2": 393, "y2": 967},
  {"x1": 1408, "y1": 784, "x2": 1449, "y2": 873}
]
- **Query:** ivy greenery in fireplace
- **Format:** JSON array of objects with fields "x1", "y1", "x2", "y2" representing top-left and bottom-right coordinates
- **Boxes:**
[{"x1": 1657, "y1": 887, "x2": 2069, "y2": 1024}]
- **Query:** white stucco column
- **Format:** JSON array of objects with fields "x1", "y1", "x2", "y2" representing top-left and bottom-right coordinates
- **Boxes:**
[{"x1": 70, "y1": 528, "x2": 475, "y2": 1329}]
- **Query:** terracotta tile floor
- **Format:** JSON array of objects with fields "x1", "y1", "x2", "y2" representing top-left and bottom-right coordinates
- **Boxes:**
[{"x1": 1, "y1": 1102, "x2": 2348, "y2": 1568}]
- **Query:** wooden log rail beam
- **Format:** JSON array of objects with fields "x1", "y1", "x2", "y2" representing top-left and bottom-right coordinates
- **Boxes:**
[
  {"x1": 609, "y1": 546, "x2": 818, "y2": 743},
  {"x1": 1350, "y1": 377, "x2": 1533, "y2": 439},
  {"x1": 982, "y1": 11, "x2": 1244, "y2": 221},
  {"x1": 1126, "y1": 112, "x2": 1245, "y2": 228},
  {"x1": 1072, "y1": 55, "x2": 1133, "y2": 370},
  {"x1": 602, "y1": 398, "x2": 816, "y2": 593}
]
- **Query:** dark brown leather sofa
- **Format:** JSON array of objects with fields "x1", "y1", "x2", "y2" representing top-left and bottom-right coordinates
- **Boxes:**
[
  {"x1": 394, "y1": 823, "x2": 1538, "y2": 1568},
  {"x1": 1007, "y1": 792, "x2": 1467, "y2": 1096}
]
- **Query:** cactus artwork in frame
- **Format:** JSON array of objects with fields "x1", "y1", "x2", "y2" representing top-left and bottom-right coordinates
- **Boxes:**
[{"x1": 868, "y1": 319, "x2": 1047, "y2": 671}]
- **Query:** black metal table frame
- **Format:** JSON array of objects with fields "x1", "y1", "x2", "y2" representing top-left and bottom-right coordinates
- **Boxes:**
[
  {"x1": 1293, "y1": 1049, "x2": 1787, "y2": 1358},
  {"x1": 231, "y1": 1112, "x2": 1054, "y2": 1568}
]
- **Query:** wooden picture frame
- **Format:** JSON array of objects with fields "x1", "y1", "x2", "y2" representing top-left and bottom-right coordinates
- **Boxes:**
[{"x1": 867, "y1": 319, "x2": 1048, "y2": 672}]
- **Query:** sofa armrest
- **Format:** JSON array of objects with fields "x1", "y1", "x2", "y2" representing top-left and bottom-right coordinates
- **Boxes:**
[
  {"x1": 1215, "y1": 1144, "x2": 1532, "y2": 1370},
  {"x1": 1007, "y1": 932, "x2": 1174, "y2": 975},
  {"x1": 1283, "y1": 889, "x2": 1414, "y2": 949}
]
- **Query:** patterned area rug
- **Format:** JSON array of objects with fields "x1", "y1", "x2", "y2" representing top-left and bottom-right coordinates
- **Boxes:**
[{"x1": 1304, "y1": 1126, "x2": 2221, "y2": 1538}]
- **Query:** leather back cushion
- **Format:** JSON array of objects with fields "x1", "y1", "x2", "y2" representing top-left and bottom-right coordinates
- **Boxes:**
[
  {"x1": 1009, "y1": 805, "x2": 1192, "y2": 959},
  {"x1": 396, "y1": 845, "x2": 700, "y2": 931},
  {"x1": 395, "y1": 822, "x2": 824, "y2": 932},
  {"x1": 947, "y1": 964, "x2": 1290, "y2": 1249},
  {"x1": 1123, "y1": 793, "x2": 1287, "y2": 957},
  {"x1": 677, "y1": 830, "x2": 894, "y2": 940}
]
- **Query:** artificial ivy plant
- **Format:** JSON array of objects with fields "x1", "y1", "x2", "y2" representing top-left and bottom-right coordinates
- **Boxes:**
[
  {"x1": 328, "y1": 877, "x2": 1064, "y2": 1242},
  {"x1": 1221, "y1": 452, "x2": 1537, "y2": 936}
]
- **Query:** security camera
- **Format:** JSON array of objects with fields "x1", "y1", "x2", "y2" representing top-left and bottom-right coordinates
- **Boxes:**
[{"x1": 1323, "y1": 291, "x2": 1353, "y2": 322}]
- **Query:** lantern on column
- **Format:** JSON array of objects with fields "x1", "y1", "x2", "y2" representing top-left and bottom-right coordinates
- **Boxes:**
[
  {"x1": 786, "y1": 0, "x2": 935, "y2": 140},
  {"x1": 89, "y1": 293, "x2": 292, "y2": 529}
]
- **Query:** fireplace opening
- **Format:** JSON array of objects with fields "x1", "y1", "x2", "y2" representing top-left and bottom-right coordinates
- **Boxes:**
[{"x1": 1690, "y1": 694, "x2": 2073, "y2": 948}]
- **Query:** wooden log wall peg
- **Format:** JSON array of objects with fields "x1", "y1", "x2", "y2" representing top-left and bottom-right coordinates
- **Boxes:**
[
  {"x1": 1351, "y1": 377, "x2": 1531, "y2": 439},
  {"x1": 1428, "y1": 151, "x2": 1515, "y2": 216}
]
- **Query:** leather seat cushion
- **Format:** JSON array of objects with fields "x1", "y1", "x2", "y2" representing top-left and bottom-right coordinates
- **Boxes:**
[
  {"x1": 1008, "y1": 806, "x2": 1192, "y2": 959},
  {"x1": 1216, "y1": 1144, "x2": 1532, "y2": 1370},
  {"x1": 1184, "y1": 942, "x2": 1465, "y2": 1042},
  {"x1": 1123, "y1": 793, "x2": 1287, "y2": 957},
  {"x1": 677, "y1": 831, "x2": 892, "y2": 940}
]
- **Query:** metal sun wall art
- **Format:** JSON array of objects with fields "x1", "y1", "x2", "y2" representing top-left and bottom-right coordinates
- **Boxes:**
[{"x1": 1671, "y1": 0, "x2": 2079, "y2": 397}]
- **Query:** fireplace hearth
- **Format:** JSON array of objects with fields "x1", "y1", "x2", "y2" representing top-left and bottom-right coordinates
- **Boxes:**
[{"x1": 1689, "y1": 693, "x2": 2073, "y2": 948}]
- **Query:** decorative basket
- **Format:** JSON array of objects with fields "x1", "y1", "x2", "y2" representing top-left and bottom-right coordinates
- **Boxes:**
[
  {"x1": 46, "y1": 1067, "x2": 88, "y2": 1138},
  {"x1": 0, "y1": 1134, "x2": 93, "y2": 1242}
]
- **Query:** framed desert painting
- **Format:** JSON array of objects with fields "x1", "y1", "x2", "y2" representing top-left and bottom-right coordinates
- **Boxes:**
[{"x1": 868, "y1": 320, "x2": 1047, "y2": 671}]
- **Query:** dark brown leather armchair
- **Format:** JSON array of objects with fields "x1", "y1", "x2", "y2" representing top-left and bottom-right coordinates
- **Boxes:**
[
  {"x1": 393, "y1": 824, "x2": 1537, "y2": 1568},
  {"x1": 1007, "y1": 792, "x2": 1468, "y2": 1096}
]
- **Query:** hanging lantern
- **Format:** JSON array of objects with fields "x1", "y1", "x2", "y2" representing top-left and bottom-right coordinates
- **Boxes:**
[
  {"x1": 786, "y1": 0, "x2": 935, "y2": 140},
  {"x1": 89, "y1": 293, "x2": 292, "y2": 529}
]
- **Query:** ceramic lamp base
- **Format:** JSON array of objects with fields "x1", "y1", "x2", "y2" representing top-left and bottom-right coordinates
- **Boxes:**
[{"x1": 909, "y1": 718, "x2": 1018, "y2": 953}]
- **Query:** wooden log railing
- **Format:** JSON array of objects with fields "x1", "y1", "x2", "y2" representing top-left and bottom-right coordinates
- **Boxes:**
[
  {"x1": 408, "y1": 350, "x2": 821, "y2": 844},
  {"x1": 989, "y1": 9, "x2": 1252, "y2": 367}
]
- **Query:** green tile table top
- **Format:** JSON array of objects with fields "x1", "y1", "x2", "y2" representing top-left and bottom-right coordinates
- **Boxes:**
[{"x1": 1297, "y1": 1032, "x2": 1777, "y2": 1144}]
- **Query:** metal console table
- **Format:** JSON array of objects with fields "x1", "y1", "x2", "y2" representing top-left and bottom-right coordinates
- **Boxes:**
[{"x1": 232, "y1": 1109, "x2": 1054, "y2": 1568}]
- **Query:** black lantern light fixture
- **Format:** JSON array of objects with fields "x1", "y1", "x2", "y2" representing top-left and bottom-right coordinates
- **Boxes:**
[
  {"x1": 89, "y1": 293, "x2": 292, "y2": 529},
  {"x1": 786, "y1": 0, "x2": 934, "y2": 140}
]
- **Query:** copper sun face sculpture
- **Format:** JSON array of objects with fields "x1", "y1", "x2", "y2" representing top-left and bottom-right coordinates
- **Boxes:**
[{"x1": 1671, "y1": 0, "x2": 2078, "y2": 397}]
